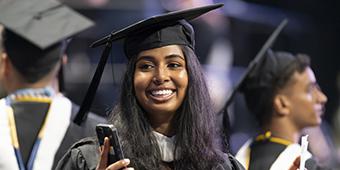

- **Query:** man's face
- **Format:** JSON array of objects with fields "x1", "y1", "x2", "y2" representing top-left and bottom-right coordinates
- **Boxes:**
[{"x1": 282, "y1": 67, "x2": 327, "y2": 129}]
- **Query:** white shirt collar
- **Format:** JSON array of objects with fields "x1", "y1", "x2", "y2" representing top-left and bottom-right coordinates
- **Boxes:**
[{"x1": 152, "y1": 131, "x2": 176, "y2": 162}]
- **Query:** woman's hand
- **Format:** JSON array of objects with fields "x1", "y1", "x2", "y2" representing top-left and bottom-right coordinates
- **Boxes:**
[{"x1": 96, "y1": 137, "x2": 134, "y2": 170}]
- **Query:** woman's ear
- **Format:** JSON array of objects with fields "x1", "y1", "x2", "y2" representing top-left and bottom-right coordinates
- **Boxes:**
[
  {"x1": 0, "y1": 53, "x2": 8, "y2": 76},
  {"x1": 273, "y1": 94, "x2": 291, "y2": 116},
  {"x1": 1, "y1": 53, "x2": 17, "y2": 79}
]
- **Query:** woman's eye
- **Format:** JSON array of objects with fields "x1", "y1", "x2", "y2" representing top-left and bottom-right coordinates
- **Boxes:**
[
  {"x1": 168, "y1": 63, "x2": 181, "y2": 68},
  {"x1": 138, "y1": 64, "x2": 153, "y2": 70}
]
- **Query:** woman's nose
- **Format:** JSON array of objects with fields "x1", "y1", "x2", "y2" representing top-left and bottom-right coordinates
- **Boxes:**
[{"x1": 152, "y1": 67, "x2": 170, "y2": 84}]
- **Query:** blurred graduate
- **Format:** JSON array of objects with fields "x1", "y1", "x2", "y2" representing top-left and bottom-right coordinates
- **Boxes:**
[
  {"x1": 234, "y1": 49, "x2": 331, "y2": 169},
  {"x1": 0, "y1": 0, "x2": 105, "y2": 169}
]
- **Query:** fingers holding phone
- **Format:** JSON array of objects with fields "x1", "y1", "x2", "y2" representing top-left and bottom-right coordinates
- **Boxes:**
[
  {"x1": 96, "y1": 124, "x2": 133, "y2": 170},
  {"x1": 97, "y1": 138, "x2": 132, "y2": 170},
  {"x1": 97, "y1": 137, "x2": 110, "y2": 169}
]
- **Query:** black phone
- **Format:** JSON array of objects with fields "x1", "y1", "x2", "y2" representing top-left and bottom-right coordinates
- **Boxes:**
[{"x1": 96, "y1": 124, "x2": 124, "y2": 165}]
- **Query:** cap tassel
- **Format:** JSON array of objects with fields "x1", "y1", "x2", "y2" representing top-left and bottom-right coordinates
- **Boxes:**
[{"x1": 73, "y1": 39, "x2": 113, "y2": 125}]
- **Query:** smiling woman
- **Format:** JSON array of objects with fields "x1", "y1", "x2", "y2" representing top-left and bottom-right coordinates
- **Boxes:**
[{"x1": 56, "y1": 4, "x2": 245, "y2": 170}]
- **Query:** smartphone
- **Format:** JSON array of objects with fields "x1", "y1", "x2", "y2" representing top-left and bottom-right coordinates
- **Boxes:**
[{"x1": 96, "y1": 124, "x2": 125, "y2": 165}]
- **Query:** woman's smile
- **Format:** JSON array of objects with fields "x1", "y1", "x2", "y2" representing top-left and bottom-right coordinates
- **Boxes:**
[{"x1": 148, "y1": 88, "x2": 176, "y2": 103}]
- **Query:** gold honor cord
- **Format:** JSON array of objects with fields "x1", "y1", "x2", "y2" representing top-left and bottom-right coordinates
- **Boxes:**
[
  {"x1": 10, "y1": 95, "x2": 52, "y2": 103},
  {"x1": 245, "y1": 147, "x2": 250, "y2": 170},
  {"x1": 255, "y1": 131, "x2": 293, "y2": 146},
  {"x1": 242, "y1": 132, "x2": 293, "y2": 169},
  {"x1": 8, "y1": 107, "x2": 20, "y2": 148}
]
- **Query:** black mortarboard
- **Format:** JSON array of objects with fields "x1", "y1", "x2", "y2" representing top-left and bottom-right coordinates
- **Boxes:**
[
  {"x1": 223, "y1": 19, "x2": 288, "y2": 108},
  {"x1": 0, "y1": 0, "x2": 93, "y2": 82},
  {"x1": 241, "y1": 49, "x2": 299, "y2": 91},
  {"x1": 220, "y1": 19, "x2": 288, "y2": 147},
  {"x1": 73, "y1": 3, "x2": 224, "y2": 125}
]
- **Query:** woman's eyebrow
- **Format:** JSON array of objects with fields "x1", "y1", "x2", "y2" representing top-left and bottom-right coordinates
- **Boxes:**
[
  {"x1": 165, "y1": 54, "x2": 185, "y2": 61},
  {"x1": 136, "y1": 56, "x2": 154, "y2": 63}
]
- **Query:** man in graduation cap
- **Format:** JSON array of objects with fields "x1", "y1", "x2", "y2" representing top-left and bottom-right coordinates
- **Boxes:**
[
  {"x1": 234, "y1": 49, "x2": 331, "y2": 169},
  {"x1": 56, "y1": 3, "x2": 250, "y2": 170},
  {"x1": 0, "y1": 0, "x2": 106, "y2": 169}
]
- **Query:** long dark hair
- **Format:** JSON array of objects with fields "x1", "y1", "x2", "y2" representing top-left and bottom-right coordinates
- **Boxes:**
[{"x1": 109, "y1": 45, "x2": 225, "y2": 170}]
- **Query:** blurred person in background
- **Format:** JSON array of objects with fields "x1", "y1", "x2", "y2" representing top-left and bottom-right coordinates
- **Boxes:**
[
  {"x1": 235, "y1": 50, "x2": 332, "y2": 170},
  {"x1": 0, "y1": 0, "x2": 105, "y2": 169}
]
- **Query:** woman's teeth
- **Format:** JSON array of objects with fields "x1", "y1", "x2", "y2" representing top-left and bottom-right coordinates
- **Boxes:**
[{"x1": 151, "y1": 89, "x2": 173, "y2": 96}]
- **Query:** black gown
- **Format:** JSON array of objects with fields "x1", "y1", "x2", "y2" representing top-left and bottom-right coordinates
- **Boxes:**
[{"x1": 56, "y1": 137, "x2": 245, "y2": 170}]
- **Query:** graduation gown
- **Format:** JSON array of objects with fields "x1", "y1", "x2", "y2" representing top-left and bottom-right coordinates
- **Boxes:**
[
  {"x1": 0, "y1": 94, "x2": 106, "y2": 170},
  {"x1": 235, "y1": 139, "x2": 333, "y2": 170},
  {"x1": 56, "y1": 137, "x2": 245, "y2": 170}
]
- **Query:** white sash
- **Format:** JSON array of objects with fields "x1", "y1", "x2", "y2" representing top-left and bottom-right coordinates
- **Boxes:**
[
  {"x1": 235, "y1": 139, "x2": 252, "y2": 169},
  {"x1": 270, "y1": 144, "x2": 311, "y2": 170},
  {"x1": 0, "y1": 99, "x2": 19, "y2": 169},
  {"x1": 235, "y1": 140, "x2": 312, "y2": 170},
  {"x1": 0, "y1": 94, "x2": 72, "y2": 170}
]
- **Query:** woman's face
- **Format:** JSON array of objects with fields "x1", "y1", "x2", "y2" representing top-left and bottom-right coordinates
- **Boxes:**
[{"x1": 134, "y1": 45, "x2": 188, "y2": 117}]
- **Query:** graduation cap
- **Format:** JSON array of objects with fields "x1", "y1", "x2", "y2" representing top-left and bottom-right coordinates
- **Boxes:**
[
  {"x1": 241, "y1": 49, "x2": 300, "y2": 91},
  {"x1": 73, "y1": 3, "x2": 224, "y2": 125},
  {"x1": 220, "y1": 19, "x2": 288, "y2": 146},
  {"x1": 0, "y1": 0, "x2": 93, "y2": 83},
  {"x1": 223, "y1": 19, "x2": 288, "y2": 107}
]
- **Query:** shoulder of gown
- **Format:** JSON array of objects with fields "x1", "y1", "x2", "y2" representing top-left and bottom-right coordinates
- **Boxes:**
[
  {"x1": 52, "y1": 102, "x2": 107, "y2": 168},
  {"x1": 55, "y1": 137, "x2": 100, "y2": 170},
  {"x1": 213, "y1": 152, "x2": 245, "y2": 170}
]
